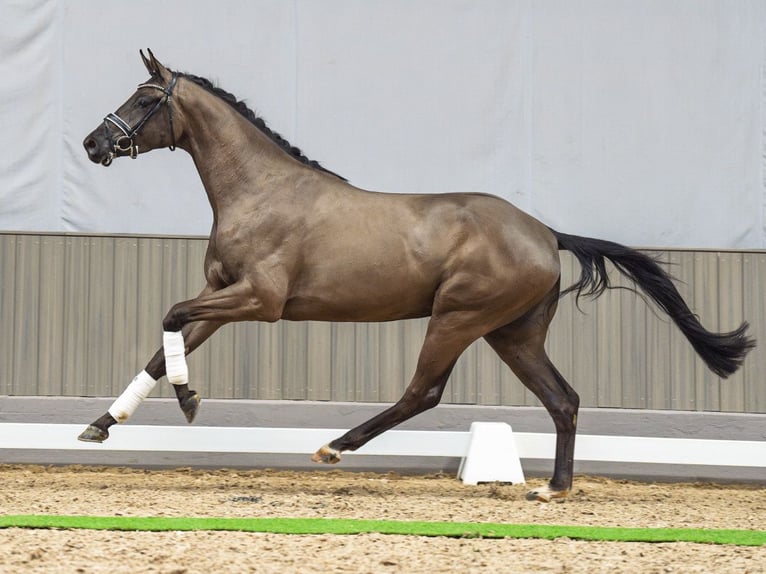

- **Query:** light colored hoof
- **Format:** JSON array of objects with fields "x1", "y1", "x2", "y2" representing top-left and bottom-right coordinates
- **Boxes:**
[
  {"x1": 311, "y1": 444, "x2": 341, "y2": 464},
  {"x1": 526, "y1": 485, "x2": 570, "y2": 503}
]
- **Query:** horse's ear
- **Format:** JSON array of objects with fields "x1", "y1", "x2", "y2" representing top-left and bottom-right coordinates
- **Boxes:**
[
  {"x1": 140, "y1": 49, "x2": 154, "y2": 75},
  {"x1": 145, "y1": 48, "x2": 172, "y2": 82}
]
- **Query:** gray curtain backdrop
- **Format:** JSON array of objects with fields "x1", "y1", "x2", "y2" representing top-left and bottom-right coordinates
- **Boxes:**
[{"x1": 1, "y1": 0, "x2": 765, "y2": 248}]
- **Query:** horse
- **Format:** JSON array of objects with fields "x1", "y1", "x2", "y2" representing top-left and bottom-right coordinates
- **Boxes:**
[{"x1": 80, "y1": 50, "x2": 755, "y2": 502}]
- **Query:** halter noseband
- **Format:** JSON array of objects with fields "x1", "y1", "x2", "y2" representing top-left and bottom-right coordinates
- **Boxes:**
[{"x1": 102, "y1": 74, "x2": 178, "y2": 166}]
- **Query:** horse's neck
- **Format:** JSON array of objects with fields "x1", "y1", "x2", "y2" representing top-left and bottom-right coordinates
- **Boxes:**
[{"x1": 178, "y1": 92, "x2": 294, "y2": 215}]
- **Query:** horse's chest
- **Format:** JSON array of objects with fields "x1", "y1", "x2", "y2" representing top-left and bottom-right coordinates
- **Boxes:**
[
  {"x1": 204, "y1": 237, "x2": 249, "y2": 286},
  {"x1": 204, "y1": 234, "x2": 288, "y2": 289}
]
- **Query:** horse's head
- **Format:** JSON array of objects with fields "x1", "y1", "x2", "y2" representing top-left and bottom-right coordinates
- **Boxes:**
[{"x1": 84, "y1": 50, "x2": 180, "y2": 166}]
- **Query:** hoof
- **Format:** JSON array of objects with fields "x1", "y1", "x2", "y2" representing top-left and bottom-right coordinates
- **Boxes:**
[
  {"x1": 180, "y1": 392, "x2": 201, "y2": 423},
  {"x1": 311, "y1": 444, "x2": 342, "y2": 464},
  {"x1": 526, "y1": 485, "x2": 570, "y2": 503},
  {"x1": 77, "y1": 425, "x2": 109, "y2": 443}
]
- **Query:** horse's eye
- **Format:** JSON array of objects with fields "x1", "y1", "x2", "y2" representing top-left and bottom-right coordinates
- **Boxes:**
[{"x1": 136, "y1": 97, "x2": 153, "y2": 109}]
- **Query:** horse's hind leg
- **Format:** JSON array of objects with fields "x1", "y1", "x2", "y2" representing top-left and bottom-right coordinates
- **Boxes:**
[
  {"x1": 77, "y1": 319, "x2": 223, "y2": 442},
  {"x1": 312, "y1": 312, "x2": 479, "y2": 463},
  {"x1": 484, "y1": 288, "x2": 580, "y2": 502}
]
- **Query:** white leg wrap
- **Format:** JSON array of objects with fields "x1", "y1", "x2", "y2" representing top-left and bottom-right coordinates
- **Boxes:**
[
  {"x1": 163, "y1": 330, "x2": 189, "y2": 385},
  {"x1": 107, "y1": 370, "x2": 158, "y2": 423}
]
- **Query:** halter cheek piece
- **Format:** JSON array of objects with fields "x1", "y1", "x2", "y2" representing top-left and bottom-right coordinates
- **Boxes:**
[{"x1": 102, "y1": 74, "x2": 178, "y2": 166}]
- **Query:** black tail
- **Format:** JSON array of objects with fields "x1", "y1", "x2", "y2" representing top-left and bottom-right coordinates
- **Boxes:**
[{"x1": 549, "y1": 228, "x2": 755, "y2": 378}]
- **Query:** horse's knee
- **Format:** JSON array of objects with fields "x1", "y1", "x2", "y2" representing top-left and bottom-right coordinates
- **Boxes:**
[{"x1": 162, "y1": 303, "x2": 189, "y2": 332}]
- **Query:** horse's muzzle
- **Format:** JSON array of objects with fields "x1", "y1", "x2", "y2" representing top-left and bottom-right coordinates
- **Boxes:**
[{"x1": 83, "y1": 127, "x2": 114, "y2": 166}]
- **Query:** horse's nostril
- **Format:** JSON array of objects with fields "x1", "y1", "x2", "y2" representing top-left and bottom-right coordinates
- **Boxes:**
[{"x1": 85, "y1": 138, "x2": 97, "y2": 150}]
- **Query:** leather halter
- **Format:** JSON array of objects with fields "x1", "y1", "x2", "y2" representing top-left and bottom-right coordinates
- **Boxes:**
[{"x1": 102, "y1": 74, "x2": 178, "y2": 165}]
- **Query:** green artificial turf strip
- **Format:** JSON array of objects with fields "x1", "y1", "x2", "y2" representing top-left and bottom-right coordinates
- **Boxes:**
[{"x1": 1, "y1": 515, "x2": 764, "y2": 547}]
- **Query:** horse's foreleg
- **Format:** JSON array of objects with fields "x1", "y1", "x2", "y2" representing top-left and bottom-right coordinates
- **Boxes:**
[
  {"x1": 159, "y1": 280, "x2": 281, "y2": 393},
  {"x1": 148, "y1": 319, "x2": 224, "y2": 422},
  {"x1": 312, "y1": 313, "x2": 476, "y2": 464},
  {"x1": 79, "y1": 281, "x2": 267, "y2": 443},
  {"x1": 77, "y1": 319, "x2": 223, "y2": 443}
]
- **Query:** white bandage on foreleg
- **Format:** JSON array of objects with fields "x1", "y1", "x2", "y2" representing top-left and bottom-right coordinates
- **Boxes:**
[
  {"x1": 163, "y1": 330, "x2": 189, "y2": 385},
  {"x1": 107, "y1": 370, "x2": 158, "y2": 423}
]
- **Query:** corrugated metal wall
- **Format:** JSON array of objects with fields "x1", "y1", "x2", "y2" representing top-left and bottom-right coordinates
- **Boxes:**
[{"x1": 1, "y1": 233, "x2": 763, "y2": 413}]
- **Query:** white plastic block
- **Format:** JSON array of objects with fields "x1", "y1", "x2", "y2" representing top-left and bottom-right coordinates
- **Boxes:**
[{"x1": 458, "y1": 422, "x2": 525, "y2": 485}]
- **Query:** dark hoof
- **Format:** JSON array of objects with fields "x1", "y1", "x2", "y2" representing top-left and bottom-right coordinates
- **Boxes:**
[
  {"x1": 78, "y1": 425, "x2": 109, "y2": 443},
  {"x1": 180, "y1": 392, "x2": 201, "y2": 423}
]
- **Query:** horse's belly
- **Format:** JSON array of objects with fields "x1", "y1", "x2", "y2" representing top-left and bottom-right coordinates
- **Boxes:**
[{"x1": 281, "y1": 281, "x2": 435, "y2": 322}]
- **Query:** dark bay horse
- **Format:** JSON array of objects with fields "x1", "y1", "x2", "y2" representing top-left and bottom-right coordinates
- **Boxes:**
[{"x1": 80, "y1": 51, "x2": 755, "y2": 502}]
